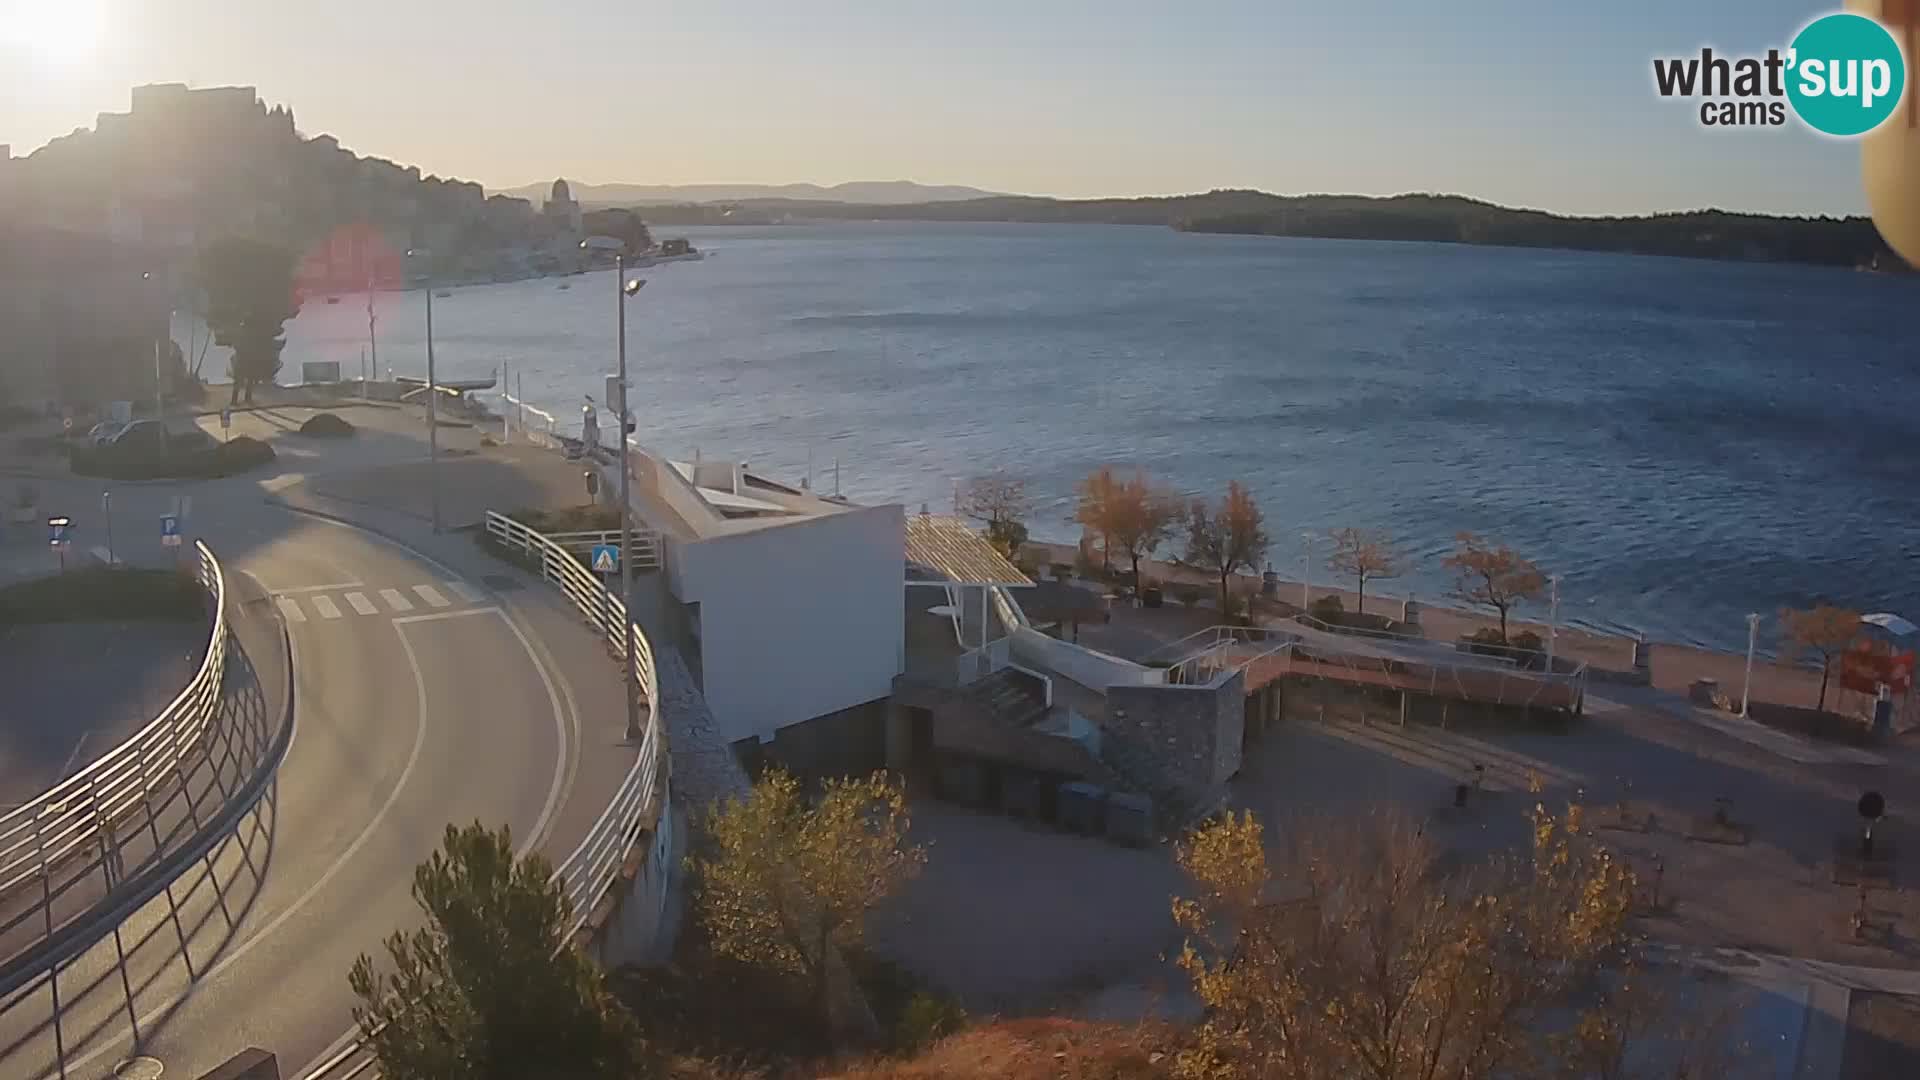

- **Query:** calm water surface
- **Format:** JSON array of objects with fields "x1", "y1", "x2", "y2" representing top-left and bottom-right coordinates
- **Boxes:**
[{"x1": 278, "y1": 222, "x2": 1920, "y2": 651}]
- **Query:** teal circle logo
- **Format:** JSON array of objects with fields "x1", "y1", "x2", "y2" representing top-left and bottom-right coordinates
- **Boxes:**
[{"x1": 1787, "y1": 13, "x2": 1906, "y2": 137}]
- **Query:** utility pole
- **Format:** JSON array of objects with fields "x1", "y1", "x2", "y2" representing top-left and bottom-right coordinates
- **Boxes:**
[
  {"x1": 1546, "y1": 574, "x2": 1561, "y2": 671},
  {"x1": 614, "y1": 252, "x2": 644, "y2": 742},
  {"x1": 1741, "y1": 613, "x2": 1761, "y2": 717},
  {"x1": 365, "y1": 275, "x2": 377, "y2": 403},
  {"x1": 408, "y1": 249, "x2": 442, "y2": 533}
]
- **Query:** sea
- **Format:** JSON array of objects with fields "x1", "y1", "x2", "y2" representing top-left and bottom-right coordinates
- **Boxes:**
[{"x1": 270, "y1": 221, "x2": 1920, "y2": 652}]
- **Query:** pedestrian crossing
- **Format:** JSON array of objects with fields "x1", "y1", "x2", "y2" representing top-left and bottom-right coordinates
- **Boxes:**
[{"x1": 273, "y1": 580, "x2": 488, "y2": 624}]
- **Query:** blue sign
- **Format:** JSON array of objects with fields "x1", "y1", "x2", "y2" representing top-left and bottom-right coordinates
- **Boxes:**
[
  {"x1": 590, "y1": 545, "x2": 619, "y2": 573},
  {"x1": 161, "y1": 514, "x2": 180, "y2": 537},
  {"x1": 48, "y1": 520, "x2": 67, "y2": 547}
]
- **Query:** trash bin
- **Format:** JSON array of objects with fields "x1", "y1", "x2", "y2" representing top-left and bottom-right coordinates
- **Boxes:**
[
  {"x1": 1058, "y1": 781, "x2": 1106, "y2": 836},
  {"x1": 1105, "y1": 792, "x2": 1154, "y2": 846}
]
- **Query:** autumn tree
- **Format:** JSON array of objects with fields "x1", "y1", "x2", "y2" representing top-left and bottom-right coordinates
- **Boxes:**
[
  {"x1": 1325, "y1": 527, "x2": 1403, "y2": 614},
  {"x1": 1097, "y1": 470, "x2": 1181, "y2": 586},
  {"x1": 1779, "y1": 604, "x2": 1860, "y2": 712},
  {"x1": 1171, "y1": 804, "x2": 1676, "y2": 1080},
  {"x1": 1185, "y1": 481, "x2": 1270, "y2": 615},
  {"x1": 349, "y1": 822, "x2": 648, "y2": 1080},
  {"x1": 1073, "y1": 466, "x2": 1120, "y2": 572},
  {"x1": 1444, "y1": 532, "x2": 1546, "y2": 642},
  {"x1": 694, "y1": 770, "x2": 927, "y2": 1037},
  {"x1": 196, "y1": 237, "x2": 301, "y2": 405},
  {"x1": 957, "y1": 472, "x2": 1032, "y2": 560}
]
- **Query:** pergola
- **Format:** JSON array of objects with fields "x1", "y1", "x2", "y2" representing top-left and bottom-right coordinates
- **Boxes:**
[{"x1": 904, "y1": 513, "x2": 1033, "y2": 661}]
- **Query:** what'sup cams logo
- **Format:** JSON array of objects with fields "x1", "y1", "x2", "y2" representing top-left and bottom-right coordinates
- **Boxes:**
[{"x1": 1654, "y1": 11, "x2": 1909, "y2": 136}]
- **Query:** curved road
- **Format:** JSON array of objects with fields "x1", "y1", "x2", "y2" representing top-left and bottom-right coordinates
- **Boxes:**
[{"x1": 0, "y1": 497, "x2": 612, "y2": 1078}]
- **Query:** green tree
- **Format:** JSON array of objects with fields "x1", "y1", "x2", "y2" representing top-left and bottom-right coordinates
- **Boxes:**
[
  {"x1": 1168, "y1": 805, "x2": 1723, "y2": 1080},
  {"x1": 196, "y1": 237, "x2": 301, "y2": 405},
  {"x1": 1184, "y1": 481, "x2": 1270, "y2": 615},
  {"x1": 1778, "y1": 604, "x2": 1861, "y2": 712},
  {"x1": 348, "y1": 822, "x2": 648, "y2": 1080},
  {"x1": 1444, "y1": 531, "x2": 1546, "y2": 643},
  {"x1": 694, "y1": 770, "x2": 926, "y2": 1036}
]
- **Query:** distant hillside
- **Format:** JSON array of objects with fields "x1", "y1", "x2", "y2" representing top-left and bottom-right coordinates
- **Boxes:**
[
  {"x1": 652, "y1": 190, "x2": 1902, "y2": 271},
  {"x1": 498, "y1": 180, "x2": 1001, "y2": 207}
]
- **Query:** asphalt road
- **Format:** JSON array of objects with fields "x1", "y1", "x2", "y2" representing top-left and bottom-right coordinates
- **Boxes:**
[{"x1": 0, "y1": 497, "x2": 589, "y2": 1079}]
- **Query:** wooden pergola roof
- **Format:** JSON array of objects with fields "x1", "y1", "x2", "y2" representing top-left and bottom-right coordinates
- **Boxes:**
[{"x1": 904, "y1": 513, "x2": 1032, "y2": 587}]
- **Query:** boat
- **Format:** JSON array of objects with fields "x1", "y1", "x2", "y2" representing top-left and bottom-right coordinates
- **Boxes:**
[
  {"x1": 557, "y1": 281, "x2": 571, "y2": 291},
  {"x1": 648, "y1": 238, "x2": 705, "y2": 264},
  {"x1": 325, "y1": 296, "x2": 342, "y2": 305},
  {"x1": 435, "y1": 290, "x2": 454, "y2": 299}
]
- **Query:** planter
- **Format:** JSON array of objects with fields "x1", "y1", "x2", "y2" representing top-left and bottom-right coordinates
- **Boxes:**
[{"x1": 1142, "y1": 586, "x2": 1164, "y2": 608}]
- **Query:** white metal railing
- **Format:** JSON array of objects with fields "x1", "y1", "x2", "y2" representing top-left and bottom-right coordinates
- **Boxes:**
[
  {"x1": 0, "y1": 543, "x2": 227, "y2": 902},
  {"x1": 500, "y1": 390, "x2": 561, "y2": 450},
  {"x1": 485, "y1": 513, "x2": 663, "y2": 573},
  {"x1": 1154, "y1": 623, "x2": 1588, "y2": 711},
  {"x1": 311, "y1": 515, "x2": 674, "y2": 1079},
  {"x1": 955, "y1": 637, "x2": 1012, "y2": 686}
]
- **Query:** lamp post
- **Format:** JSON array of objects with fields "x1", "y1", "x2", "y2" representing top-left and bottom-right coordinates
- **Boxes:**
[
  {"x1": 1301, "y1": 531, "x2": 1312, "y2": 612},
  {"x1": 405, "y1": 249, "x2": 442, "y2": 533},
  {"x1": 585, "y1": 237, "x2": 645, "y2": 741},
  {"x1": 1546, "y1": 574, "x2": 1561, "y2": 671},
  {"x1": 140, "y1": 272, "x2": 170, "y2": 450},
  {"x1": 1741, "y1": 613, "x2": 1761, "y2": 717}
]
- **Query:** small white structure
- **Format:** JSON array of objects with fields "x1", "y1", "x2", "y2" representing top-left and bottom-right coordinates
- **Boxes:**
[{"x1": 614, "y1": 446, "x2": 905, "y2": 746}]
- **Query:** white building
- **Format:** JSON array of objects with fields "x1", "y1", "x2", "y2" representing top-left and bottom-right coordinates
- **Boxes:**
[{"x1": 613, "y1": 446, "x2": 906, "y2": 755}]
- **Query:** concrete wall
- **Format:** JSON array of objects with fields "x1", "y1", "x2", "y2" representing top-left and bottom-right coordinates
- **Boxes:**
[
  {"x1": 1010, "y1": 625, "x2": 1165, "y2": 690},
  {"x1": 1105, "y1": 670, "x2": 1246, "y2": 797},
  {"x1": 669, "y1": 503, "x2": 905, "y2": 744}
]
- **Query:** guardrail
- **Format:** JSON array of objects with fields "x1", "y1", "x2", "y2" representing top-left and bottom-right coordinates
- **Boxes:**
[
  {"x1": 310, "y1": 514, "x2": 673, "y2": 1079},
  {"x1": 0, "y1": 542, "x2": 227, "y2": 911},
  {"x1": 1, "y1": 542, "x2": 298, "y2": 1079},
  {"x1": 486, "y1": 513, "x2": 664, "y2": 574}
]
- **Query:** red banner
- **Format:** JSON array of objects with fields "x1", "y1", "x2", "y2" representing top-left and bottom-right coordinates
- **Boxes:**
[{"x1": 1840, "y1": 640, "x2": 1915, "y2": 695}]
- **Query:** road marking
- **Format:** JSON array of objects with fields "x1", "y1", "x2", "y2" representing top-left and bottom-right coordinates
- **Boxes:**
[
  {"x1": 52, "y1": 615, "x2": 434, "y2": 1080},
  {"x1": 412, "y1": 583, "x2": 451, "y2": 608},
  {"x1": 276, "y1": 596, "x2": 306, "y2": 623},
  {"x1": 270, "y1": 581, "x2": 363, "y2": 595},
  {"x1": 393, "y1": 605, "x2": 501, "y2": 626},
  {"x1": 446, "y1": 579, "x2": 485, "y2": 603},
  {"x1": 344, "y1": 591, "x2": 378, "y2": 615},
  {"x1": 379, "y1": 588, "x2": 414, "y2": 612},
  {"x1": 311, "y1": 595, "x2": 342, "y2": 620}
]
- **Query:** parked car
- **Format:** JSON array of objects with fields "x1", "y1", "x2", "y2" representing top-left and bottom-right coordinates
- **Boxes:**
[
  {"x1": 86, "y1": 420, "x2": 128, "y2": 446},
  {"x1": 107, "y1": 420, "x2": 168, "y2": 454}
]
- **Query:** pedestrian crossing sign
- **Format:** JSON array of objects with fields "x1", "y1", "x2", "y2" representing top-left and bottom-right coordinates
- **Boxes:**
[{"x1": 591, "y1": 545, "x2": 619, "y2": 573}]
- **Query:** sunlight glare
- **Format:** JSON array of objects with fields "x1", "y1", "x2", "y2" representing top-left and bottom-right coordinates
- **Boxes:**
[{"x1": 0, "y1": 0, "x2": 107, "y2": 64}]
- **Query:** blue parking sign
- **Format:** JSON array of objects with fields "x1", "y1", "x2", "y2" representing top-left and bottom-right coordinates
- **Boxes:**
[{"x1": 161, "y1": 513, "x2": 182, "y2": 547}]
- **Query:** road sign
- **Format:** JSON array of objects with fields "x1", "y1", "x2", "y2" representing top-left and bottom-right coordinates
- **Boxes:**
[
  {"x1": 161, "y1": 514, "x2": 181, "y2": 547},
  {"x1": 47, "y1": 515, "x2": 70, "y2": 547},
  {"x1": 221, "y1": 407, "x2": 232, "y2": 430},
  {"x1": 591, "y1": 545, "x2": 619, "y2": 573}
]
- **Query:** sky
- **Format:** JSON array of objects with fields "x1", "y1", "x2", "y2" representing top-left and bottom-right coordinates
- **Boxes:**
[{"x1": 0, "y1": 0, "x2": 1881, "y2": 216}]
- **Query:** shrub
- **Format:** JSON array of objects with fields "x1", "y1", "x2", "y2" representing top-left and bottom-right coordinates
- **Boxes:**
[
  {"x1": 1173, "y1": 583, "x2": 1204, "y2": 607},
  {"x1": 69, "y1": 434, "x2": 275, "y2": 480},
  {"x1": 1509, "y1": 630, "x2": 1545, "y2": 653},
  {"x1": 891, "y1": 992, "x2": 969, "y2": 1055},
  {"x1": 0, "y1": 567, "x2": 204, "y2": 623},
  {"x1": 1308, "y1": 594, "x2": 1346, "y2": 622},
  {"x1": 298, "y1": 412, "x2": 355, "y2": 437}
]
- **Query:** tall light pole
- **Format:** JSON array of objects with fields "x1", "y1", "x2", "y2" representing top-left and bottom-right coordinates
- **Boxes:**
[
  {"x1": 1741, "y1": 613, "x2": 1761, "y2": 717},
  {"x1": 406, "y1": 249, "x2": 442, "y2": 532},
  {"x1": 1301, "y1": 531, "x2": 1313, "y2": 613},
  {"x1": 586, "y1": 237, "x2": 645, "y2": 741},
  {"x1": 1546, "y1": 573, "x2": 1561, "y2": 671},
  {"x1": 140, "y1": 272, "x2": 170, "y2": 448}
]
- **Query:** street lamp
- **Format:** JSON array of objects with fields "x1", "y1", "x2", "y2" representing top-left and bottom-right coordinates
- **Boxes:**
[
  {"x1": 584, "y1": 237, "x2": 645, "y2": 741},
  {"x1": 1741, "y1": 613, "x2": 1761, "y2": 717},
  {"x1": 1546, "y1": 573, "x2": 1561, "y2": 672},
  {"x1": 1301, "y1": 531, "x2": 1313, "y2": 613},
  {"x1": 140, "y1": 272, "x2": 171, "y2": 447},
  {"x1": 405, "y1": 249, "x2": 442, "y2": 533}
]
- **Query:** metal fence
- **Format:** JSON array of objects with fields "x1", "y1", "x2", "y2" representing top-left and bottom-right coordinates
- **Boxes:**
[
  {"x1": 485, "y1": 513, "x2": 663, "y2": 574},
  {"x1": 0, "y1": 542, "x2": 227, "y2": 932},
  {"x1": 308, "y1": 514, "x2": 672, "y2": 1079},
  {"x1": 0, "y1": 541, "x2": 300, "y2": 1080}
]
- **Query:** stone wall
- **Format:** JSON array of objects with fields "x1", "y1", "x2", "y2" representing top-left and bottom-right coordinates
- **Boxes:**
[{"x1": 1104, "y1": 670, "x2": 1245, "y2": 807}]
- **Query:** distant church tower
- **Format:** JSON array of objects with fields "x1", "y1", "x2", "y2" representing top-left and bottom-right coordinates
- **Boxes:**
[{"x1": 544, "y1": 178, "x2": 583, "y2": 234}]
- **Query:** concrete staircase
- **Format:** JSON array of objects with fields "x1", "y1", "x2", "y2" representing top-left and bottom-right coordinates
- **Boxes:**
[
  {"x1": 967, "y1": 668, "x2": 1050, "y2": 728},
  {"x1": 1095, "y1": 732, "x2": 1220, "y2": 834}
]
